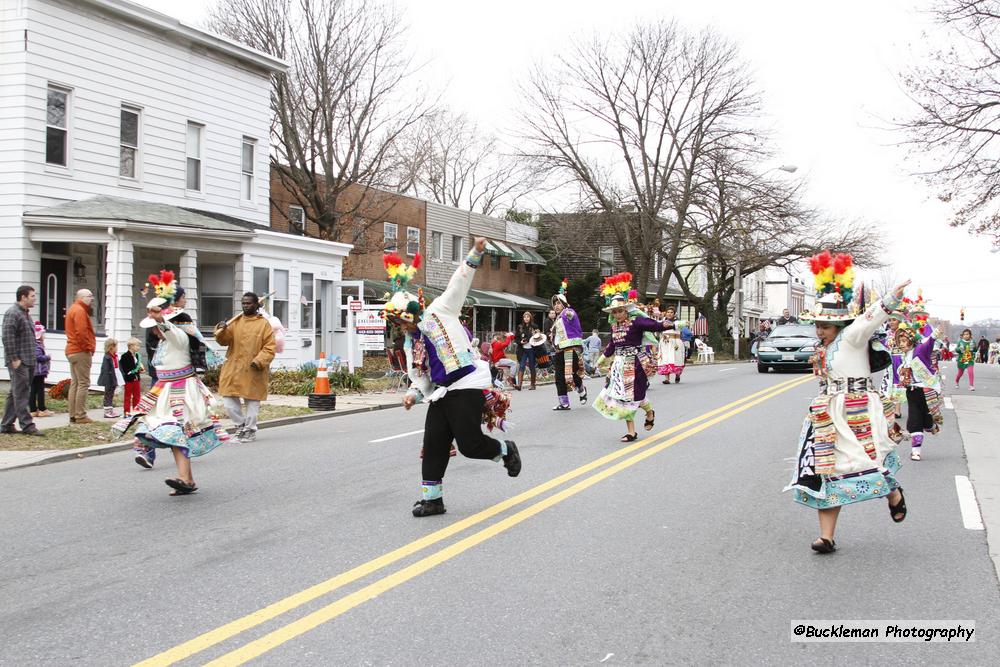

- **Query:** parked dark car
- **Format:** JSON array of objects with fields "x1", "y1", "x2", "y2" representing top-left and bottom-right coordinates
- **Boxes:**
[{"x1": 756, "y1": 324, "x2": 819, "y2": 373}]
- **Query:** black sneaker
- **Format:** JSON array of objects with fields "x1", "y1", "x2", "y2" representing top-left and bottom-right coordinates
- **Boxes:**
[
  {"x1": 502, "y1": 440, "x2": 521, "y2": 477},
  {"x1": 134, "y1": 453, "x2": 153, "y2": 469},
  {"x1": 552, "y1": 404, "x2": 570, "y2": 411},
  {"x1": 579, "y1": 386, "x2": 588, "y2": 404},
  {"x1": 412, "y1": 498, "x2": 446, "y2": 517}
]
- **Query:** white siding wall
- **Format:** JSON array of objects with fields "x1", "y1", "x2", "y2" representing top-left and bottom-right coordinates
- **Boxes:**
[
  {"x1": 18, "y1": 0, "x2": 272, "y2": 221},
  {"x1": 0, "y1": 0, "x2": 35, "y2": 309},
  {"x1": 425, "y1": 202, "x2": 469, "y2": 289}
]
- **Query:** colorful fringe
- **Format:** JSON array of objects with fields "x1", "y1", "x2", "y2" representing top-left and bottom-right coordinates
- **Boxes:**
[
  {"x1": 924, "y1": 387, "x2": 944, "y2": 433},
  {"x1": 482, "y1": 388, "x2": 511, "y2": 432},
  {"x1": 658, "y1": 364, "x2": 684, "y2": 376},
  {"x1": 844, "y1": 393, "x2": 878, "y2": 462},
  {"x1": 808, "y1": 394, "x2": 837, "y2": 475}
]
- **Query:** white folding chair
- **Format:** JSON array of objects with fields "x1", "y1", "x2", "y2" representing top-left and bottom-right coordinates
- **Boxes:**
[{"x1": 696, "y1": 339, "x2": 715, "y2": 363}]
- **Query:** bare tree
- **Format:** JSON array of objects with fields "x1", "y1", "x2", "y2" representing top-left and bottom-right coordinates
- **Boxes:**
[
  {"x1": 519, "y1": 20, "x2": 760, "y2": 296},
  {"x1": 675, "y1": 149, "x2": 884, "y2": 350},
  {"x1": 899, "y1": 0, "x2": 1000, "y2": 243},
  {"x1": 208, "y1": 0, "x2": 433, "y2": 246},
  {"x1": 391, "y1": 109, "x2": 541, "y2": 216}
]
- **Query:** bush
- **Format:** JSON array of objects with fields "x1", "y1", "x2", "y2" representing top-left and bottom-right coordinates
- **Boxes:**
[
  {"x1": 266, "y1": 365, "x2": 365, "y2": 395},
  {"x1": 201, "y1": 366, "x2": 221, "y2": 391},
  {"x1": 49, "y1": 378, "x2": 71, "y2": 400}
]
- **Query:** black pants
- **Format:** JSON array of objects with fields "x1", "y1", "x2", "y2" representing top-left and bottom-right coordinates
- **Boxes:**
[
  {"x1": 28, "y1": 376, "x2": 47, "y2": 412},
  {"x1": 554, "y1": 348, "x2": 584, "y2": 396},
  {"x1": 422, "y1": 389, "x2": 502, "y2": 481},
  {"x1": 103, "y1": 385, "x2": 116, "y2": 408},
  {"x1": 906, "y1": 387, "x2": 933, "y2": 433}
]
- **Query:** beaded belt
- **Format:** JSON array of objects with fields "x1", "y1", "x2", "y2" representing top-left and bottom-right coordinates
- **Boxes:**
[
  {"x1": 157, "y1": 365, "x2": 195, "y2": 380},
  {"x1": 820, "y1": 377, "x2": 871, "y2": 394},
  {"x1": 616, "y1": 345, "x2": 642, "y2": 356}
]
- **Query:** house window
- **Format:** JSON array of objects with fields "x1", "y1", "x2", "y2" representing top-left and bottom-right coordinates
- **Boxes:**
[
  {"x1": 523, "y1": 263, "x2": 535, "y2": 274},
  {"x1": 46, "y1": 86, "x2": 69, "y2": 166},
  {"x1": 288, "y1": 205, "x2": 305, "y2": 236},
  {"x1": 431, "y1": 231, "x2": 443, "y2": 260},
  {"x1": 272, "y1": 269, "x2": 289, "y2": 324},
  {"x1": 241, "y1": 137, "x2": 256, "y2": 201},
  {"x1": 510, "y1": 259, "x2": 519, "y2": 272},
  {"x1": 199, "y1": 264, "x2": 234, "y2": 330},
  {"x1": 490, "y1": 254, "x2": 501, "y2": 270},
  {"x1": 451, "y1": 235, "x2": 463, "y2": 262},
  {"x1": 252, "y1": 267, "x2": 269, "y2": 296},
  {"x1": 186, "y1": 122, "x2": 203, "y2": 191},
  {"x1": 383, "y1": 222, "x2": 397, "y2": 252},
  {"x1": 598, "y1": 245, "x2": 614, "y2": 276},
  {"x1": 300, "y1": 272, "x2": 314, "y2": 330},
  {"x1": 119, "y1": 106, "x2": 140, "y2": 179},
  {"x1": 406, "y1": 227, "x2": 420, "y2": 256}
]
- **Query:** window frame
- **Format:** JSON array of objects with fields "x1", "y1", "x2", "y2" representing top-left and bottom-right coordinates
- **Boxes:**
[
  {"x1": 119, "y1": 104, "x2": 141, "y2": 183},
  {"x1": 598, "y1": 245, "x2": 614, "y2": 277},
  {"x1": 45, "y1": 84, "x2": 71, "y2": 168},
  {"x1": 451, "y1": 235, "x2": 463, "y2": 263},
  {"x1": 240, "y1": 136, "x2": 256, "y2": 203},
  {"x1": 272, "y1": 268, "x2": 289, "y2": 326},
  {"x1": 431, "y1": 231, "x2": 443, "y2": 260},
  {"x1": 198, "y1": 263, "x2": 235, "y2": 332},
  {"x1": 406, "y1": 227, "x2": 421, "y2": 257},
  {"x1": 300, "y1": 271, "x2": 315, "y2": 331},
  {"x1": 185, "y1": 121, "x2": 204, "y2": 193},
  {"x1": 288, "y1": 205, "x2": 305, "y2": 236},
  {"x1": 383, "y1": 222, "x2": 398, "y2": 252}
]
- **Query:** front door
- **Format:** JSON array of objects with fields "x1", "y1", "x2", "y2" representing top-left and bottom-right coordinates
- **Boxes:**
[{"x1": 40, "y1": 258, "x2": 68, "y2": 332}]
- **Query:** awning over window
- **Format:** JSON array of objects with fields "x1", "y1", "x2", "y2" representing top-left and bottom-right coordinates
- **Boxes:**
[
  {"x1": 466, "y1": 289, "x2": 519, "y2": 308},
  {"x1": 513, "y1": 245, "x2": 547, "y2": 265},
  {"x1": 484, "y1": 239, "x2": 514, "y2": 257}
]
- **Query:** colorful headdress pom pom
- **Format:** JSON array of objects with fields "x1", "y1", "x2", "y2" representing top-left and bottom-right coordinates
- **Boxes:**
[
  {"x1": 383, "y1": 252, "x2": 420, "y2": 291},
  {"x1": 559, "y1": 278, "x2": 569, "y2": 295},
  {"x1": 807, "y1": 251, "x2": 854, "y2": 304},
  {"x1": 147, "y1": 269, "x2": 178, "y2": 303}
]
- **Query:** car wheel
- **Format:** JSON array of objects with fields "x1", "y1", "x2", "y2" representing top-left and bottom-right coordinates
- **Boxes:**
[{"x1": 757, "y1": 363, "x2": 769, "y2": 374}]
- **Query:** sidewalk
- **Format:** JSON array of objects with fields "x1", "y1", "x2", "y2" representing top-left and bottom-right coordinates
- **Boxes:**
[{"x1": 0, "y1": 389, "x2": 404, "y2": 472}]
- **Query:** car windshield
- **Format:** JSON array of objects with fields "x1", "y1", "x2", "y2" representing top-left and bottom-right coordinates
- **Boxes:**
[{"x1": 768, "y1": 325, "x2": 815, "y2": 339}]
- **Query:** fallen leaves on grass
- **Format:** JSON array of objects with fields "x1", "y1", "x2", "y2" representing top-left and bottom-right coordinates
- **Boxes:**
[{"x1": 0, "y1": 422, "x2": 119, "y2": 452}]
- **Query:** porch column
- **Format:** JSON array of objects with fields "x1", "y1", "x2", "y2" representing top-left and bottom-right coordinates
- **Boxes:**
[
  {"x1": 180, "y1": 249, "x2": 198, "y2": 323},
  {"x1": 105, "y1": 233, "x2": 134, "y2": 342},
  {"x1": 234, "y1": 253, "x2": 252, "y2": 299}
]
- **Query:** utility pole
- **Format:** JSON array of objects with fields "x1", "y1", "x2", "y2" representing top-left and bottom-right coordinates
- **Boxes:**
[{"x1": 733, "y1": 260, "x2": 741, "y2": 359}]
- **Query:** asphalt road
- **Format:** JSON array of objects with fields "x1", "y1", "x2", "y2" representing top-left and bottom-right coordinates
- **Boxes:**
[{"x1": 1, "y1": 363, "x2": 998, "y2": 666}]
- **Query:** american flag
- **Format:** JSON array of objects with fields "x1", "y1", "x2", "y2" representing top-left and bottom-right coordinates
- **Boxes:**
[{"x1": 693, "y1": 316, "x2": 708, "y2": 336}]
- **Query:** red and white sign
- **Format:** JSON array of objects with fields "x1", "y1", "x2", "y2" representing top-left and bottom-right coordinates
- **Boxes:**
[{"x1": 349, "y1": 299, "x2": 363, "y2": 312}]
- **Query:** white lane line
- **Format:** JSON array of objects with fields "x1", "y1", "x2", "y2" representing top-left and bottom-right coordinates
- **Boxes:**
[
  {"x1": 955, "y1": 475, "x2": 985, "y2": 530},
  {"x1": 369, "y1": 429, "x2": 424, "y2": 443},
  {"x1": 944, "y1": 396, "x2": 954, "y2": 410},
  {"x1": 718, "y1": 367, "x2": 738, "y2": 372}
]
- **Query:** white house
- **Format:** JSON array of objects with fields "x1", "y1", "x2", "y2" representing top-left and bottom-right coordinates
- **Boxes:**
[
  {"x1": 764, "y1": 265, "x2": 809, "y2": 319},
  {"x1": 0, "y1": 0, "x2": 352, "y2": 381}
]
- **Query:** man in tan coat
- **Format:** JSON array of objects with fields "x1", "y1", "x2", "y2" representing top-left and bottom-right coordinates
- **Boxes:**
[{"x1": 214, "y1": 292, "x2": 276, "y2": 443}]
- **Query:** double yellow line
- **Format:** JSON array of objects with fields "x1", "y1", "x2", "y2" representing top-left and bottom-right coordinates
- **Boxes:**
[{"x1": 137, "y1": 374, "x2": 812, "y2": 667}]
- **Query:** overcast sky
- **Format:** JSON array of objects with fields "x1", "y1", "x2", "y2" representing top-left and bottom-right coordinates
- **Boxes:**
[{"x1": 135, "y1": 0, "x2": 1000, "y2": 323}]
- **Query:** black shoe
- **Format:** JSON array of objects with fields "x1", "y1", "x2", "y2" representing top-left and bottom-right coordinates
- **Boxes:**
[
  {"x1": 412, "y1": 498, "x2": 446, "y2": 517},
  {"x1": 1, "y1": 426, "x2": 16, "y2": 435},
  {"x1": 552, "y1": 404, "x2": 570, "y2": 411},
  {"x1": 502, "y1": 440, "x2": 521, "y2": 477},
  {"x1": 19, "y1": 428, "x2": 43, "y2": 437},
  {"x1": 579, "y1": 386, "x2": 588, "y2": 404}
]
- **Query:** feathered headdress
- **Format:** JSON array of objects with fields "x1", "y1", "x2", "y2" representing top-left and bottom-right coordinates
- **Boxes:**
[
  {"x1": 800, "y1": 251, "x2": 858, "y2": 324},
  {"x1": 381, "y1": 252, "x2": 424, "y2": 323},
  {"x1": 600, "y1": 272, "x2": 641, "y2": 315},
  {"x1": 552, "y1": 278, "x2": 571, "y2": 306},
  {"x1": 896, "y1": 290, "x2": 931, "y2": 343},
  {"x1": 139, "y1": 269, "x2": 185, "y2": 328},
  {"x1": 146, "y1": 270, "x2": 178, "y2": 304}
]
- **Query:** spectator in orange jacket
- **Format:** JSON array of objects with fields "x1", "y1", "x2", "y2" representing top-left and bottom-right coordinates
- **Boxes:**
[{"x1": 64, "y1": 289, "x2": 96, "y2": 424}]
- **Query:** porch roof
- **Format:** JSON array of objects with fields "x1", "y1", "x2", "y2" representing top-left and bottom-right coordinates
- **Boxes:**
[{"x1": 22, "y1": 196, "x2": 256, "y2": 238}]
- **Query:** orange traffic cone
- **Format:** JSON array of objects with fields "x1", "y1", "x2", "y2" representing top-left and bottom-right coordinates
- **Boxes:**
[
  {"x1": 313, "y1": 352, "x2": 331, "y2": 394},
  {"x1": 308, "y1": 353, "x2": 336, "y2": 410}
]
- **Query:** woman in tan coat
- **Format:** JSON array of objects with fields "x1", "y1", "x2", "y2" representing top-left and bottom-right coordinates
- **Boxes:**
[{"x1": 214, "y1": 292, "x2": 276, "y2": 442}]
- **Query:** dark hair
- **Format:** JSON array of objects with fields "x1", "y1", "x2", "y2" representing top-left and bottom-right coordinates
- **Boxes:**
[
  {"x1": 16, "y1": 285, "x2": 34, "y2": 301},
  {"x1": 962, "y1": 328, "x2": 973, "y2": 336},
  {"x1": 242, "y1": 291, "x2": 260, "y2": 304},
  {"x1": 174, "y1": 285, "x2": 186, "y2": 300}
]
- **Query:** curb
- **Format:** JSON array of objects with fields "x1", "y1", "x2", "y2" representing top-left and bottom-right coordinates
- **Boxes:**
[{"x1": 0, "y1": 398, "x2": 405, "y2": 473}]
